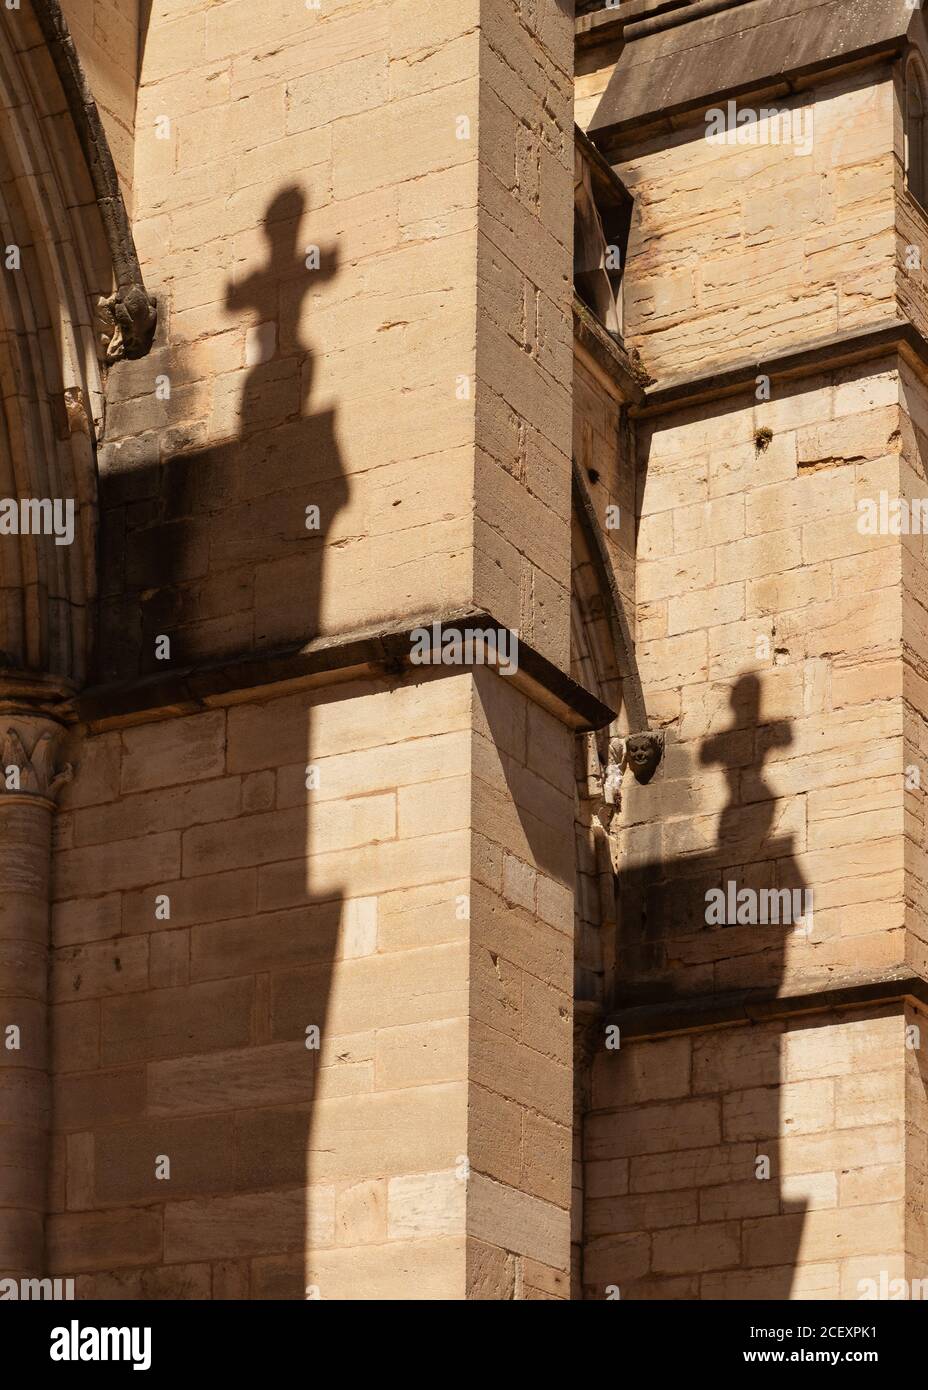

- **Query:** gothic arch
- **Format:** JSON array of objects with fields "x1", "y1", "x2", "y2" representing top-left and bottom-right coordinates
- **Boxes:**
[
  {"x1": 571, "y1": 503, "x2": 622, "y2": 1006},
  {"x1": 570, "y1": 460, "x2": 643, "y2": 1008},
  {"x1": 570, "y1": 468, "x2": 630, "y2": 1297},
  {"x1": 905, "y1": 49, "x2": 928, "y2": 208},
  {"x1": 0, "y1": 2, "x2": 151, "y2": 695}
]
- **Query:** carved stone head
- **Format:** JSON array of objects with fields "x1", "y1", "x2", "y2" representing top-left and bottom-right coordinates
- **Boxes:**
[
  {"x1": 625, "y1": 731, "x2": 663, "y2": 784},
  {"x1": 96, "y1": 284, "x2": 158, "y2": 364}
]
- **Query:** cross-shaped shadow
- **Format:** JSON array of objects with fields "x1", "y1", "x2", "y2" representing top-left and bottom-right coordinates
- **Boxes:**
[
  {"x1": 88, "y1": 184, "x2": 350, "y2": 1298},
  {"x1": 589, "y1": 668, "x2": 811, "y2": 1300}
]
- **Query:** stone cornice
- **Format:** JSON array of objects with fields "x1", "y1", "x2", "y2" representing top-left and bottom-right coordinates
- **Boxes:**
[
  {"x1": 73, "y1": 609, "x2": 616, "y2": 734},
  {"x1": 604, "y1": 969, "x2": 928, "y2": 1043},
  {"x1": 586, "y1": 0, "x2": 920, "y2": 150},
  {"x1": 576, "y1": 0, "x2": 687, "y2": 51},
  {"x1": 630, "y1": 319, "x2": 928, "y2": 419}
]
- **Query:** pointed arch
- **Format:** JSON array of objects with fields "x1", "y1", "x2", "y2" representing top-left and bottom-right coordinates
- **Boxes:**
[
  {"x1": 571, "y1": 457, "x2": 645, "y2": 729},
  {"x1": 905, "y1": 50, "x2": 928, "y2": 208},
  {"x1": 0, "y1": 2, "x2": 145, "y2": 695}
]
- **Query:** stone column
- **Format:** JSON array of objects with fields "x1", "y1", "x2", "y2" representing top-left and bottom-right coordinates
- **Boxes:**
[{"x1": 0, "y1": 713, "x2": 71, "y2": 1281}]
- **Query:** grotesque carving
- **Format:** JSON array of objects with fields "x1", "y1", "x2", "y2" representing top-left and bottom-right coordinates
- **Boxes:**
[
  {"x1": 95, "y1": 283, "x2": 158, "y2": 364},
  {"x1": 592, "y1": 728, "x2": 664, "y2": 826},
  {"x1": 63, "y1": 386, "x2": 90, "y2": 436},
  {"x1": 0, "y1": 725, "x2": 73, "y2": 802},
  {"x1": 624, "y1": 730, "x2": 664, "y2": 785},
  {"x1": 601, "y1": 733, "x2": 625, "y2": 812}
]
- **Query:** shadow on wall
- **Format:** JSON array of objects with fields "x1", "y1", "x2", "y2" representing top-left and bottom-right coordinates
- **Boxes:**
[
  {"x1": 69, "y1": 185, "x2": 349, "y2": 1298},
  {"x1": 585, "y1": 671, "x2": 810, "y2": 1299},
  {"x1": 137, "y1": 0, "x2": 152, "y2": 71},
  {"x1": 97, "y1": 186, "x2": 346, "y2": 675}
]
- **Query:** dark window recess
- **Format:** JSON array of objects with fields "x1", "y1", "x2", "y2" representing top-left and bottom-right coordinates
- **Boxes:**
[
  {"x1": 906, "y1": 55, "x2": 928, "y2": 210},
  {"x1": 574, "y1": 126, "x2": 633, "y2": 340}
]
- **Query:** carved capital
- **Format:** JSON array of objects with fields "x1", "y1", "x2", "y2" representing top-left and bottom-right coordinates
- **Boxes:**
[{"x1": 0, "y1": 720, "x2": 72, "y2": 804}]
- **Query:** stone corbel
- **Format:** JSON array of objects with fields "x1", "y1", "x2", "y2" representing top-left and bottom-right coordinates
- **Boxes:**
[
  {"x1": 93, "y1": 285, "x2": 159, "y2": 366},
  {"x1": 593, "y1": 728, "x2": 664, "y2": 831},
  {"x1": 624, "y1": 730, "x2": 664, "y2": 785}
]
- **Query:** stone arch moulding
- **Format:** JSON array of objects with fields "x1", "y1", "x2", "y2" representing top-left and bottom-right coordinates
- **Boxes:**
[
  {"x1": 569, "y1": 462, "x2": 664, "y2": 994},
  {"x1": 571, "y1": 456, "x2": 647, "y2": 734},
  {"x1": 905, "y1": 46, "x2": 928, "y2": 210},
  {"x1": 0, "y1": 0, "x2": 156, "y2": 700}
]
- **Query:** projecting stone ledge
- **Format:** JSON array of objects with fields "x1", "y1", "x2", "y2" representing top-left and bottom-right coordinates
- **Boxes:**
[
  {"x1": 605, "y1": 968, "x2": 928, "y2": 1042},
  {"x1": 74, "y1": 609, "x2": 616, "y2": 734},
  {"x1": 631, "y1": 320, "x2": 928, "y2": 417},
  {"x1": 573, "y1": 295, "x2": 650, "y2": 405},
  {"x1": 587, "y1": 0, "x2": 921, "y2": 146}
]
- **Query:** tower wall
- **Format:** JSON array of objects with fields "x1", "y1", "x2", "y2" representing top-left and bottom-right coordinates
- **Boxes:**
[
  {"x1": 579, "y1": 0, "x2": 928, "y2": 1300},
  {"x1": 42, "y1": 0, "x2": 579, "y2": 1299}
]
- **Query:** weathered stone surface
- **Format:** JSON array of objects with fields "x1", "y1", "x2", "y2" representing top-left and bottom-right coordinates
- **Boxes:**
[{"x1": 21, "y1": 0, "x2": 928, "y2": 1308}]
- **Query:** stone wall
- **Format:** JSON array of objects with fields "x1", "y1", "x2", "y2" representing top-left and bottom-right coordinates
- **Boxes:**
[
  {"x1": 99, "y1": 0, "x2": 482, "y2": 680},
  {"x1": 95, "y1": 0, "x2": 574, "y2": 675},
  {"x1": 580, "y1": 356, "x2": 919, "y2": 1297},
  {"x1": 586, "y1": 1010, "x2": 909, "y2": 1300},
  {"x1": 468, "y1": 667, "x2": 574, "y2": 1299},
  {"x1": 41, "y1": 0, "x2": 578, "y2": 1300},
  {"x1": 474, "y1": 0, "x2": 574, "y2": 668},
  {"x1": 575, "y1": 15, "x2": 928, "y2": 1286},
  {"x1": 50, "y1": 674, "x2": 472, "y2": 1297},
  {"x1": 626, "y1": 367, "x2": 905, "y2": 996},
  {"x1": 612, "y1": 69, "x2": 897, "y2": 383},
  {"x1": 49, "y1": 666, "x2": 578, "y2": 1298},
  {"x1": 62, "y1": 0, "x2": 140, "y2": 211}
]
